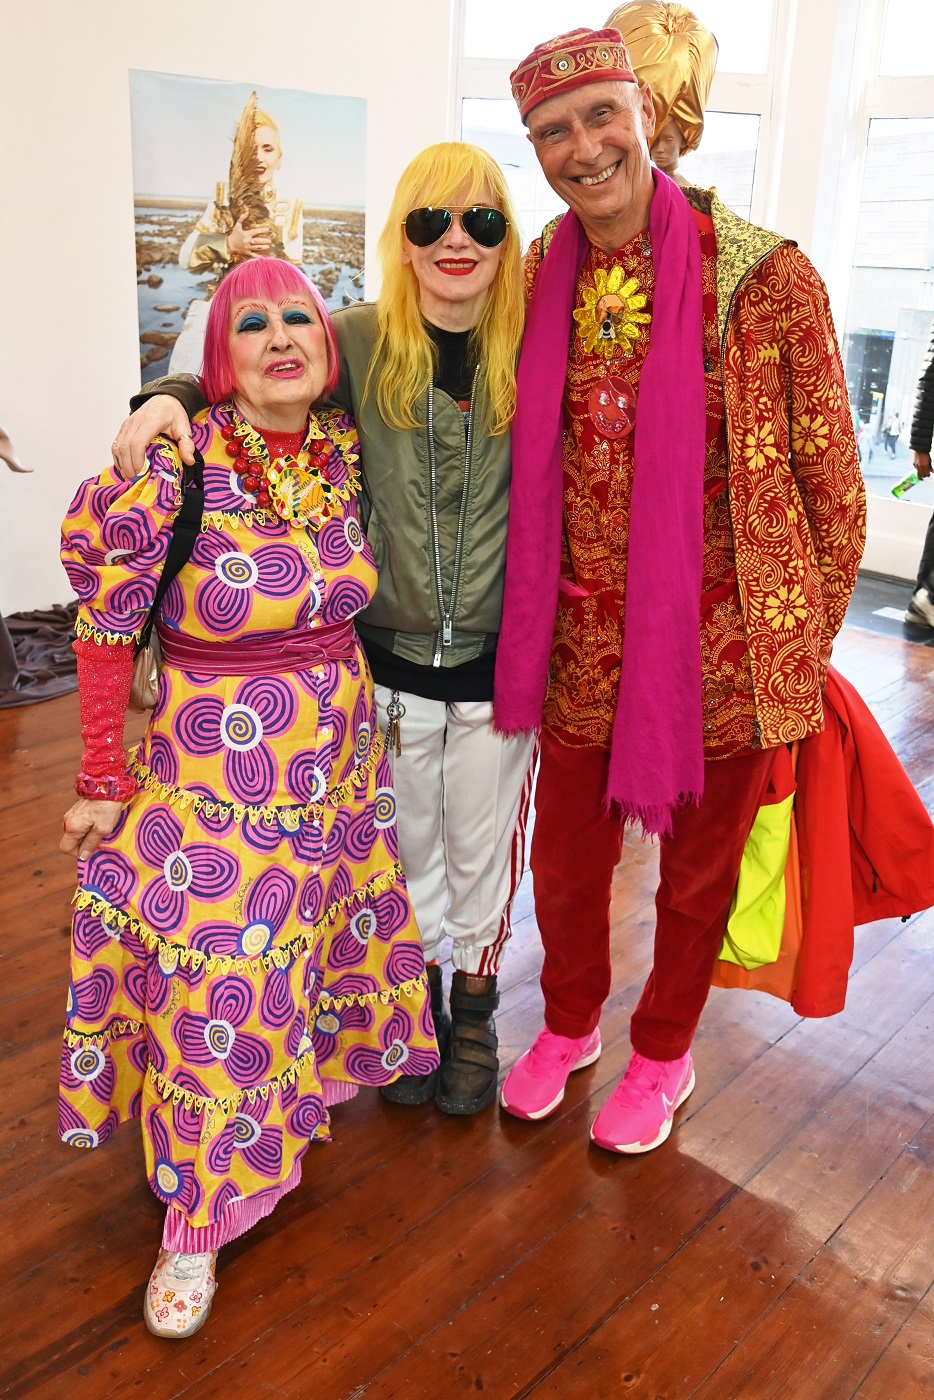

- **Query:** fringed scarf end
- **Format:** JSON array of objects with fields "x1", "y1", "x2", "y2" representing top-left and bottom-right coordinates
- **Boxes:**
[{"x1": 605, "y1": 788, "x2": 704, "y2": 841}]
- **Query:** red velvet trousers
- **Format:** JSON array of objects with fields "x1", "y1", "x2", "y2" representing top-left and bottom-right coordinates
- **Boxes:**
[{"x1": 531, "y1": 732, "x2": 777, "y2": 1060}]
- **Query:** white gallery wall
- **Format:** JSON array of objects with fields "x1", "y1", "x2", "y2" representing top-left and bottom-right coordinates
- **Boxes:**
[{"x1": 0, "y1": 0, "x2": 458, "y2": 613}]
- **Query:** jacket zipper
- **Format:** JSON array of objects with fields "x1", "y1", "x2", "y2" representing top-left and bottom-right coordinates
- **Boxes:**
[
  {"x1": 718, "y1": 247, "x2": 777, "y2": 749},
  {"x1": 427, "y1": 370, "x2": 478, "y2": 666}
]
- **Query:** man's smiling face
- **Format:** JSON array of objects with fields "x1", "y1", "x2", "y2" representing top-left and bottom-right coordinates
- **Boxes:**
[{"x1": 527, "y1": 80, "x2": 656, "y2": 247}]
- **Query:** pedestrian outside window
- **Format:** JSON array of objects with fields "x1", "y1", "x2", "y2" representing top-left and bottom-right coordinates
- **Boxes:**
[{"x1": 841, "y1": 117, "x2": 934, "y2": 501}]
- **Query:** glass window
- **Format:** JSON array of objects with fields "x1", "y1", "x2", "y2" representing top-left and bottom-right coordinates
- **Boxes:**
[
  {"x1": 677, "y1": 111, "x2": 760, "y2": 220},
  {"x1": 879, "y1": 0, "x2": 934, "y2": 77},
  {"x1": 842, "y1": 117, "x2": 934, "y2": 501},
  {"x1": 461, "y1": 97, "x2": 568, "y2": 250},
  {"x1": 463, "y1": 0, "x2": 773, "y2": 70},
  {"x1": 690, "y1": 0, "x2": 773, "y2": 74},
  {"x1": 463, "y1": 2, "x2": 608, "y2": 60},
  {"x1": 461, "y1": 102, "x2": 762, "y2": 244}
]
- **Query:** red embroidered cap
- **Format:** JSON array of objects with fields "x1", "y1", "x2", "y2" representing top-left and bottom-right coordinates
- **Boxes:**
[{"x1": 510, "y1": 28, "x2": 638, "y2": 125}]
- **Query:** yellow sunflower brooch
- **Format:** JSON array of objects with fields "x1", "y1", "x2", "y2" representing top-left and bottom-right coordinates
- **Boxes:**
[{"x1": 573, "y1": 265, "x2": 651, "y2": 360}]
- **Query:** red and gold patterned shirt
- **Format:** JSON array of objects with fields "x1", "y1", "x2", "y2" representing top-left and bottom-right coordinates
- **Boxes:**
[{"x1": 536, "y1": 211, "x2": 758, "y2": 759}]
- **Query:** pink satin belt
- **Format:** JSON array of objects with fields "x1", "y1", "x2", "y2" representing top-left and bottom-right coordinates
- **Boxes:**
[{"x1": 156, "y1": 621, "x2": 359, "y2": 675}]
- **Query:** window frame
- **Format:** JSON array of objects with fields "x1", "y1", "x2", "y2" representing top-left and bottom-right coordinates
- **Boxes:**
[
  {"x1": 452, "y1": 0, "x2": 795, "y2": 230},
  {"x1": 451, "y1": 0, "x2": 934, "y2": 576}
]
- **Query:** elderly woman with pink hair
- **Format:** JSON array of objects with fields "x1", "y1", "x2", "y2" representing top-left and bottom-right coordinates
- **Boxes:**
[{"x1": 59, "y1": 257, "x2": 437, "y2": 1338}]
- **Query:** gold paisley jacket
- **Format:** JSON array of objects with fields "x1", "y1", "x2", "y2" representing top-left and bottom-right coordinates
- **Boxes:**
[{"x1": 533, "y1": 189, "x2": 866, "y2": 749}]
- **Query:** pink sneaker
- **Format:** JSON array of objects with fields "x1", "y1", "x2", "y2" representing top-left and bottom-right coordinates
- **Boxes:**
[
  {"x1": 590, "y1": 1050, "x2": 695, "y2": 1154},
  {"x1": 500, "y1": 1026, "x2": 602, "y2": 1121}
]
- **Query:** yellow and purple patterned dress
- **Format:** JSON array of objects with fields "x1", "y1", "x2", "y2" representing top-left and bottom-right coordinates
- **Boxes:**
[{"x1": 59, "y1": 404, "x2": 438, "y2": 1231}]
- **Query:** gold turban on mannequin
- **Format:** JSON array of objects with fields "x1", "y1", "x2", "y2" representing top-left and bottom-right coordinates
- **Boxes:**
[{"x1": 604, "y1": 2, "x2": 718, "y2": 154}]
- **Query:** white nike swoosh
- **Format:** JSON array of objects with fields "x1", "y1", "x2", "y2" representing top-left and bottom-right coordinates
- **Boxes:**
[{"x1": 661, "y1": 1091, "x2": 676, "y2": 1114}]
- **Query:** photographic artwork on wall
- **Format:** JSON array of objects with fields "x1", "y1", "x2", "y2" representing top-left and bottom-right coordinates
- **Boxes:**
[{"x1": 128, "y1": 70, "x2": 366, "y2": 385}]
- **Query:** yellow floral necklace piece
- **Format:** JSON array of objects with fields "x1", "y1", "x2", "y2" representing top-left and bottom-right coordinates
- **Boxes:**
[
  {"x1": 222, "y1": 403, "x2": 360, "y2": 531},
  {"x1": 574, "y1": 265, "x2": 651, "y2": 360}
]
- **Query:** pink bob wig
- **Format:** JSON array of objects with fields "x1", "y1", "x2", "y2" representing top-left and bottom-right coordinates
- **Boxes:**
[{"x1": 199, "y1": 258, "x2": 340, "y2": 404}]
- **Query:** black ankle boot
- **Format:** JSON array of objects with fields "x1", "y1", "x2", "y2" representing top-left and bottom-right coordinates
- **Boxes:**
[
  {"x1": 435, "y1": 971, "x2": 499, "y2": 1116},
  {"x1": 380, "y1": 964, "x2": 451, "y2": 1105}
]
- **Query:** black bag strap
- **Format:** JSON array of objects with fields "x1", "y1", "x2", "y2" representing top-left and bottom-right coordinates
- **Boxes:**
[{"x1": 137, "y1": 449, "x2": 204, "y2": 653}]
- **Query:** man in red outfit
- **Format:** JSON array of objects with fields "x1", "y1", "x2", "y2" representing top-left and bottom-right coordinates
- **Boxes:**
[{"x1": 495, "y1": 16, "x2": 865, "y2": 1152}]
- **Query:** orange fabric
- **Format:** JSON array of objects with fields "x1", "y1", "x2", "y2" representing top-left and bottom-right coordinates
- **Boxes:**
[
  {"x1": 712, "y1": 743, "x2": 805, "y2": 1002},
  {"x1": 798, "y1": 668, "x2": 934, "y2": 996},
  {"x1": 713, "y1": 667, "x2": 934, "y2": 1017}
]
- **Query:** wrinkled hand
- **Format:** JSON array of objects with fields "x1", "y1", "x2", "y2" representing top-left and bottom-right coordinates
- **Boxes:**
[
  {"x1": 60, "y1": 799, "x2": 125, "y2": 860},
  {"x1": 914, "y1": 451, "x2": 932, "y2": 481},
  {"x1": 111, "y1": 394, "x2": 195, "y2": 481},
  {"x1": 227, "y1": 216, "x2": 273, "y2": 258}
]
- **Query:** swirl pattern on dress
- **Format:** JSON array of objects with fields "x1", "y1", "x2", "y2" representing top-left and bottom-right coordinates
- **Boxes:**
[
  {"x1": 284, "y1": 750, "x2": 328, "y2": 805},
  {"x1": 148, "y1": 1109, "x2": 203, "y2": 1215},
  {"x1": 369, "y1": 885, "x2": 412, "y2": 942},
  {"x1": 343, "y1": 1004, "x2": 438, "y2": 1086},
  {"x1": 223, "y1": 742, "x2": 278, "y2": 804},
  {"x1": 83, "y1": 848, "x2": 138, "y2": 911},
  {"x1": 145, "y1": 732, "x2": 180, "y2": 786},
  {"x1": 252, "y1": 544, "x2": 308, "y2": 599},
  {"x1": 72, "y1": 908, "x2": 117, "y2": 962},
  {"x1": 187, "y1": 920, "x2": 240, "y2": 961},
  {"x1": 59, "y1": 406, "x2": 436, "y2": 1229},
  {"x1": 236, "y1": 677, "x2": 297, "y2": 737},
  {"x1": 195, "y1": 574, "x2": 254, "y2": 636},
  {"x1": 220, "y1": 704, "x2": 264, "y2": 752},
  {"x1": 323, "y1": 575, "x2": 370, "y2": 623},
  {"x1": 244, "y1": 867, "x2": 298, "y2": 934},
  {"x1": 239, "y1": 817, "x2": 287, "y2": 856},
  {"x1": 69, "y1": 967, "x2": 117, "y2": 1023},
  {"x1": 64, "y1": 560, "x2": 101, "y2": 605},
  {"x1": 173, "y1": 695, "x2": 226, "y2": 758},
  {"x1": 287, "y1": 1091, "x2": 327, "y2": 1139},
  {"x1": 259, "y1": 967, "x2": 296, "y2": 1031},
  {"x1": 214, "y1": 551, "x2": 259, "y2": 589}
]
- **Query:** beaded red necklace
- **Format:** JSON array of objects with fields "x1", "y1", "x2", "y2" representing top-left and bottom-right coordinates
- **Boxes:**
[{"x1": 220, "y1": 402, "x2": 337, "y2": 528}]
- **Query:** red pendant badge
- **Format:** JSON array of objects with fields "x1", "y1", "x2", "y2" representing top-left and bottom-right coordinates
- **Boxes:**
[{"x1": 588, "y1": 376, "x2": 637, "y2": 438}]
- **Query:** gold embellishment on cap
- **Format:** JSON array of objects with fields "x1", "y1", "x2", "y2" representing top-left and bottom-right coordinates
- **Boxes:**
[{"x1": 509, "y1": 28, "x2": 638, "y2": 120}]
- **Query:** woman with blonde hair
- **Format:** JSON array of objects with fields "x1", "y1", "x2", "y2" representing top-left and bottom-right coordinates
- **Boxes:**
[
  {"x1": 112, "y1": 141, "x2": 534, "y2": 1116},
  {"x1": 169, "y1": 94, "x2": 304, "y2": 374}
]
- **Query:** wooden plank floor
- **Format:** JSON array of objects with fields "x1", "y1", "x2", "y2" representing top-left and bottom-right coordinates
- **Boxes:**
[{"x1": 2, "y1": 614, "x2": 934, "y2": 1399}]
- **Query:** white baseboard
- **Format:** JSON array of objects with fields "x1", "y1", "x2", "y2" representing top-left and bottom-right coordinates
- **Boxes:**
[{"x1": 861, "y1": 494, "x2": 931, "y2": 581}]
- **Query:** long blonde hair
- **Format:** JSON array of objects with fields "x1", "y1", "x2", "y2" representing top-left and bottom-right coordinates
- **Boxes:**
[{"x1": 367, "y1": 143, "x2": 524, "y2": 437}]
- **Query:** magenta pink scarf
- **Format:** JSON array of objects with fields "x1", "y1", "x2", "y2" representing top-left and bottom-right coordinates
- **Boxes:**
[{"x1": 493, "y1": 169, "x2": 706, "y2": 836}]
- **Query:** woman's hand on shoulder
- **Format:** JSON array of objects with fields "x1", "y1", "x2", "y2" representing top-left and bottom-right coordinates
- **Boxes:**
[
  {"x1": 112, "y1": 396, "x2": 196, "y2": 482},
  {"x1": 60, "y1": 799, "x2": 125, "y2": 860}
]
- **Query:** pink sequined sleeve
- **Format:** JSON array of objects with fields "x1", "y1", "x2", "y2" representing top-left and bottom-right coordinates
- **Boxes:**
[
  {"x1": 72, "y1": 638, "x2": 137, "y2": 800},
  {"x1": 61, "y1": 441, "x2": 184, "y2": 801}
]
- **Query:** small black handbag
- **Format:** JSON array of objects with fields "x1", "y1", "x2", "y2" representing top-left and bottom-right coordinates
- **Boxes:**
[{"x1": 128, "y1": 450, "x2": 204, "y2": 712}]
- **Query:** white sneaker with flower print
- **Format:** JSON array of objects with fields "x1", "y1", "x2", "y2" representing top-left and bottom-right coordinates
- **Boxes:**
[{"x1": 144, "y1": 1249, "x2": 218, "y2": 1338}]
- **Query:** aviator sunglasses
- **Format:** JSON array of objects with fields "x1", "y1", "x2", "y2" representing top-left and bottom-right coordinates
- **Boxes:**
[{"x1": 403, "y1": 205, "x2": 509, "y2": 249}]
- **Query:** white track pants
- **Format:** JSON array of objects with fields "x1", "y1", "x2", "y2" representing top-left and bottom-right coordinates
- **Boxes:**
[{"x1": 375, "y1": 686, "x2": 536, "y2": 975}]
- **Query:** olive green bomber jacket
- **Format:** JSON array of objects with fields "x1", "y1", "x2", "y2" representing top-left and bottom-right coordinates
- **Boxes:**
[{"x1": 134, "y1": 301, "x2": 512, "y2": 670}]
